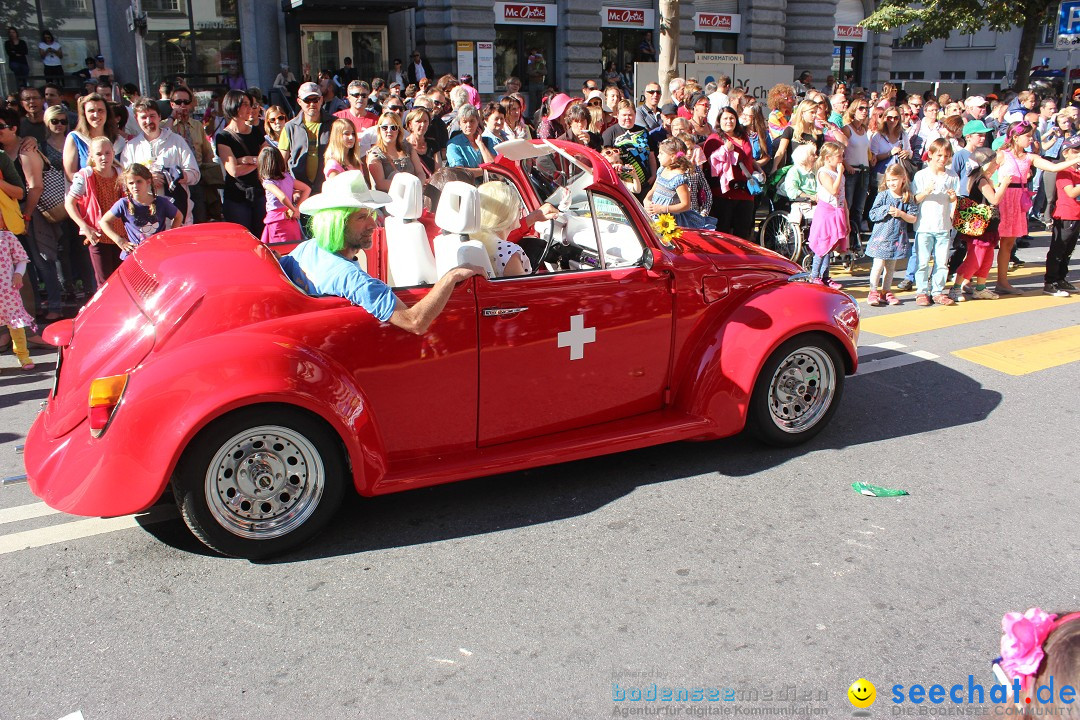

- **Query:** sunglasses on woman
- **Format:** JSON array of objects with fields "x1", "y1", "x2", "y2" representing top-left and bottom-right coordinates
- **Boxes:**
[
  {"x1": 49, "y1": 118, "x2": 67, "y2": 126},
  {"x1": 379, "y1": 124, "x2": 398, "y2": 131}
]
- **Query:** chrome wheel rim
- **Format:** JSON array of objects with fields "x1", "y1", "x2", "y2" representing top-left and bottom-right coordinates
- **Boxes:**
[
  {"x1": 767, "y1": 346, "x2": 836, "y2": 433},
  {"x1": 205, "y1": 425, "x2": 325, "y2": 540}
]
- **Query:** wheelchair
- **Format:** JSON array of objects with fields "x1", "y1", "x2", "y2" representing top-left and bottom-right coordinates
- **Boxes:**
[
  {"x1": 758, "y1": 190, "x2": 810, "y2": 263},
  {"x1": 758, "y1": 186, "x2": 866, "y2": 272}
]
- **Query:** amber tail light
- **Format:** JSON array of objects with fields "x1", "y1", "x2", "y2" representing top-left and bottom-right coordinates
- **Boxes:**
[{"x1": 88, "y1": 374, "x2": 128, "y2": 437}]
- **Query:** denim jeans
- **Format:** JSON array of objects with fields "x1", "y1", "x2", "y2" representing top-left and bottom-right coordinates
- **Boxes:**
[
  {"x1": 845, "y1": 167, "x2": 870, "y2": 231},
  {"x1": 915, "y1": 231, "x2": 952, "y2": 296},
  {"x1": 811, "y1": 252, "x2": 831, "y2": 281},
  {"x1": 905, "y1": 241, "x2": 918, "y2": 282}
]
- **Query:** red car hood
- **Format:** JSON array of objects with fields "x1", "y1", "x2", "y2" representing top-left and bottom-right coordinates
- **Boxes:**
[{"x1": 673, "y1": 230, "x2": 801, "y2": 274}]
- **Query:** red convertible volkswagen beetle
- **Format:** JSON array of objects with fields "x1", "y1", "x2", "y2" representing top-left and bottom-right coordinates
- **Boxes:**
[{"x1": 25, "y1": 139, "x2": 859, "y2": 558}]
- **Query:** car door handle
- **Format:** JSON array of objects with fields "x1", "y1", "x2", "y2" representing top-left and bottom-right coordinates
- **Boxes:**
[{"x1": 482, "y1": 306, "x2": 529, "y2": 317}]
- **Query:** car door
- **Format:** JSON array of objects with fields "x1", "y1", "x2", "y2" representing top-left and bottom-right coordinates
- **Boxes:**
[
  {"x1": 475, "y1": 191, "x2": 673, "y2": 447},
  {"x1": 346, "y1": 275, "x2": 479, "y2": 464}
]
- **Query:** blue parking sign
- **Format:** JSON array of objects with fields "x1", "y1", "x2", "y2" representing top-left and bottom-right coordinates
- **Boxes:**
[{"x1": 1057, "y1": 1, "x2": 1080, "y2": 49}]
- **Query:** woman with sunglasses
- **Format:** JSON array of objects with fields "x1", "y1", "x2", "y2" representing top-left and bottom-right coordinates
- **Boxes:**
[
  {"x1": 216, "y1": 90, "x2": 266, "y2": 238},
  {"x1": 263, "y1": 105, "x2": 289, "y2": 148},
  {"x1": 367, "y1": 111, "x2": 426, "y2": 191},
  {"x1": 841, "y1": 98, "x2": 873, "y2": 233},
  {"x1": 63, "y1": 92, "x2": 124, "y2": 181},
  {"x1": 445, "y1": 105, "x2": 495, "y2": 179},
  {"x1": 869, "y1": 108, "x2": 912, "y2": 190}
]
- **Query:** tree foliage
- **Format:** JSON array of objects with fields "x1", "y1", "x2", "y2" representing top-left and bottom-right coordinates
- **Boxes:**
[{"x1": 861, "y1": 0, "x2": 1054, "y2": 89}]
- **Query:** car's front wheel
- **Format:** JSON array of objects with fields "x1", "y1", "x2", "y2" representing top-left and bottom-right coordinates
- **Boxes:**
[
  {"x1": 747, "y1": 335, "x2": 844, "y2": 447},
  {"x1": 174, "y1": 406, "x2": 345, "y2": 559}
]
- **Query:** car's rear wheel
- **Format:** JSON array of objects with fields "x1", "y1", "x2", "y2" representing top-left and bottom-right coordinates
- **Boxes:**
[
  {"x1": 747, "y1": 335, "x2": 844, "y2": 447},
  {"x1": 174, "y1": 406, "x2": 345, "y2": 559}
]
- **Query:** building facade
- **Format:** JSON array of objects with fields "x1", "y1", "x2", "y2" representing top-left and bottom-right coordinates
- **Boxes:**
[{"x1": 1, "y1": 0, "x2": 895, "y2": 100}]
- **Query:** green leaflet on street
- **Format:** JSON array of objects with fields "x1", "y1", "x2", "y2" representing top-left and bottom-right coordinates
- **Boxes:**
[{"x1": 851, "y1": 482, "x2": 910, "y2": 497}]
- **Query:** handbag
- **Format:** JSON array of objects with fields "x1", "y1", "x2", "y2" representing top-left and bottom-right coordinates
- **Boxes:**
[
  {"x1": 200, "y1": 161, "x2": 225, "y2": 187},
  {"x1": 0, "y1": 189, "x2": 26, "y2": 235},
  {"x1": 953, "y1": 196, "x2": 993, "y2": 237},
  {"x1": 36, "y1": 151, "x2": 68, "y2": 223}
]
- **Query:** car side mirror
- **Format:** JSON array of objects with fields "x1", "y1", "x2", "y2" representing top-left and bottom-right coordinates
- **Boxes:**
[{"x1": 643, "y1": 248, "x2": 672, "y2": 274}]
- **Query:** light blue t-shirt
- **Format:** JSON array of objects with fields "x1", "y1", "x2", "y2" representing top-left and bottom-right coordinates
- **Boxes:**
[{"x1": 284, "y1": 240, "x2": 397, "y2": 322}]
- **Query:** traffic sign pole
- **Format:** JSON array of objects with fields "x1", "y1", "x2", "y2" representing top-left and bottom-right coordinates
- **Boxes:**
[{"x1": 1067, "y1": 50, "x2": 1074, "y2": 102}]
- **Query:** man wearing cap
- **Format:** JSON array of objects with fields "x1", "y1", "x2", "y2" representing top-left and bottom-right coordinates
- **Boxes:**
[
  {"x1": 962, "y1": 96, "x2": 987, "y2": 123},
  {"x1": 281, "y1": 171, "x2": 481, "y2": 334},
  {"x1": 280, "y1": 81, "x2": 333, "y2": 194},
  {"x1": 90, "y1": 55, "x2": 114, "y2": 82}
]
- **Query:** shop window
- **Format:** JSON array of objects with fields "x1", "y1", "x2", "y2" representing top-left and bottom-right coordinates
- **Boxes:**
[
  {"x1": 144, "y1": 0, "x2": 241, "y2": 84},
  {"x1": 694, "y1": 33, "x2": 737, "y2": 54},
  {"x1": 34, "y1": 0, "x2": 100, "y2": 76}
]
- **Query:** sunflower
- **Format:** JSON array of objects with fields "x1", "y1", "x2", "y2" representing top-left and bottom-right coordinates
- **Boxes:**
[{"x1": 653, "y1": 214, "x2": 677, "y2": 235}]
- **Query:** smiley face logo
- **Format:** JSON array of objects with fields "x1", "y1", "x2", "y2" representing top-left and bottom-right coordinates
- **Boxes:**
[{"x1": 848, "y1": 678, "x2": 876, "y2": 709}]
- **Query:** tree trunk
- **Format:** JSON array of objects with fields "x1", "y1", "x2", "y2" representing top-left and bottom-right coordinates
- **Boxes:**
[
  {"x1": 1014, "y1": 6, "x2": 1048, "y2": 90},
  {"x1": 658, "y1": 0, "x2": 680, "y2": 104}
]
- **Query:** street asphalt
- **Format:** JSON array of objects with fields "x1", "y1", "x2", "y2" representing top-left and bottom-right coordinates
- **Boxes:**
[{"x1": 1, "y1": 235, "x2": 1078, "y2": 720}]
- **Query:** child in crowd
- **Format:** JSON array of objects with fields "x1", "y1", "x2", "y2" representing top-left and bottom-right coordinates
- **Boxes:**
[
  {"x1": 643, "y1": 138, "x2": 716, "y2": 230},
  {"x1": 675, "y1": 132, "x2": 713, "y2": 219},
  {"x1": 806, "y1": 141, "x2": 848, "y2": 289},
  {"x1": 64, "y1": 136, "x2": 125, "y2": 286},
  {"x1": 601, "y1": 145, "x2": 641, "y2": 195},
  {"x1": 1045, "y1": 135, "x2": 1080, "y2": 296},
  {"x1": 100, "y1": 164, "x2": 182, "y2": 259},
  {"x1": 912, "y1": 138, "x2": 959, "y2": 306},
  {"x1": 994, "y1": 607, "x2": 1080, "y2": 711},
  {"x1": 782, "y1": 143, "x2": 818, "y2": 224},
  {"x1": 0, "y1": 229, "x2": 35, "y2": 370},
  {"x1": 949, "y1": 148, "x2": 1009, "y2": 300},
  {"x1": 258, "y1": 146, "x2": 310, "y2": 244},
  {"x1": 323, "y1": 118, "x2": 365, "y2": 182},
  {"x1": 865, "y1": 163, "x2": 918, "y2": 306}
]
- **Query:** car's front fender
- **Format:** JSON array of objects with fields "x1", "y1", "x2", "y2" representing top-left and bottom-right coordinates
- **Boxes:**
[
  {"x1": 674, "y1": 281, "x2": 859, "y2": 438},
  {"x1": 27, "y1": 332, "x2": 387, "y2": 517}
]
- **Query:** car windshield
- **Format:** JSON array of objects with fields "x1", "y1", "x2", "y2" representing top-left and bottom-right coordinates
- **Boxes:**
[{"x1": 522, "y1": 147, "x2": 646, "y2": 224}]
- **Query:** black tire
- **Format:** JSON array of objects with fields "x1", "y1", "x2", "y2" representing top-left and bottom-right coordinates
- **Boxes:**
[
  {"x1": 173, "y1": 406, "x2": 345, "y2": 559},
  {"x1": 747, "y1": 334, "x2": 845, "y2": 447}
]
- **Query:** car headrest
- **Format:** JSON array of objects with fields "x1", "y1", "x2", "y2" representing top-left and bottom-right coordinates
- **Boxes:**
[
  {"x1": 434, "y1": 181, "x2": 482, "y2": 235},
  {"x1": 386, "y1": 173, "x2": 424, "y2": 220}
]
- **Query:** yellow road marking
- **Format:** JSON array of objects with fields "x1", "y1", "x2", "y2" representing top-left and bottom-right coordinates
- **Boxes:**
[
  {"x1": 952, "y1": 325, "x2": 1080, "y2": 375},
  {"x1": 859, "y1": 292, "x2": 1080, "y2": 337}
]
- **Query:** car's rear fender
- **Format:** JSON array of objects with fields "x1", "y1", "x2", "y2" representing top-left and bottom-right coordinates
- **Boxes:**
[
  {"x1": 674, "y1": 282, "x2": 859, "y2": 438},
  {"x1": 118, "y1": 333, "x2": 387, "y2": 510}
]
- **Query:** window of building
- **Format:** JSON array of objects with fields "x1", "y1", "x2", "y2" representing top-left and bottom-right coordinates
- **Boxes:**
[
  {"x1": 14, "y1": 0, "x2": 101, "y2": 79},
  {"x1": 889, "y1": 71, "x2": 925, "y2": 80},
  {"x1": 945, "y1": 29, "x2": 996, "y2": 48},
  {"x1": 892, "y1": 38, "x2": 925, "y2": 50},
  {"x1": 940, "y1": 71, "x2": 966, "y2": 80},
  {"x1": 145, "y1": 0, "x2": 241, "y2": 85},
  {"x1": 976, "y1": 70, "x2": 1006, "y2": 80}
]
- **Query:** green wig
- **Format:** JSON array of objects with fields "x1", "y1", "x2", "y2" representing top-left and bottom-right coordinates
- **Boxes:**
[{"x1": 308, "y1": 207, "x2": 356, "y2": 254}]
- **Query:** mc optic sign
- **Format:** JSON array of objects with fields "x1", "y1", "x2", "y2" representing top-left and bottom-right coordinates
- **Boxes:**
[
  {"x1": 601, "y1": 6, "x2": 655, "y2": 28},
  {"x1": 495, "y1": 2, "x2": 557, "y2": 25}
]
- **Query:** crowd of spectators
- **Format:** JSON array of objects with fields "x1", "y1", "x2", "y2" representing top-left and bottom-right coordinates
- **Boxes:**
[{"x1": 3, "y1": 50, "x2": 1079, "y2": 369}]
